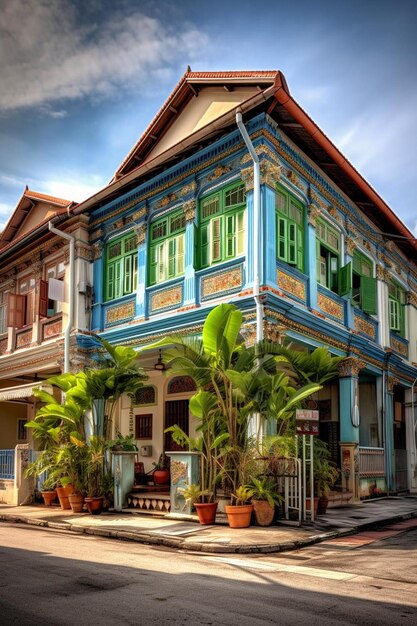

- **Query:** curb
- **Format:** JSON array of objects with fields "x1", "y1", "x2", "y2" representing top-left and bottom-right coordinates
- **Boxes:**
[{"x1": 1, "y1": 511, "x2": 416, "y2": 555}]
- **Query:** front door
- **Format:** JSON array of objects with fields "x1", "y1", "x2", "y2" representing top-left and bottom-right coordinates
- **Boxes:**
[{"x1": 164, "y1": 400, "x2": 189, "y2": 451}]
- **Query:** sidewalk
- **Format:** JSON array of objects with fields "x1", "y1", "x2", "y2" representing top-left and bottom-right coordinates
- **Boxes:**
[{"x1": 1, "y1": 496, "x2": 417, "y2": 555}]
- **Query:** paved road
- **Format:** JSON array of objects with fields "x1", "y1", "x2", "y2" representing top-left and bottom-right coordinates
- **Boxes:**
[{"x1": 0, "y1": 521, "x2": 417, "y2": 625}]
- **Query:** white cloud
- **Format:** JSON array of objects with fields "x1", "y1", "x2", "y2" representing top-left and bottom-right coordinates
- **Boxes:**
[
  {"x1": 0, "y1": 0, "x2": 208, "y2": 111},
  {"x1": 38, "y1": 174, "x2": 107, "y2": 204},
  {"x1": 0, "y1": 201, "x2": 14, "y2": 232}
]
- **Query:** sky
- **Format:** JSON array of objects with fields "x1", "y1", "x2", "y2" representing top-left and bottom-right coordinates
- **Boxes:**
[{"x1": 0, "y1": 0, "x2": 416, "y2": 236}]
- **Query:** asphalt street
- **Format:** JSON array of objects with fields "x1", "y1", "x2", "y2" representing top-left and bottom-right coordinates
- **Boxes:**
[{"x1": 0, "y1": 521, "x2": 416, "y2": 625}]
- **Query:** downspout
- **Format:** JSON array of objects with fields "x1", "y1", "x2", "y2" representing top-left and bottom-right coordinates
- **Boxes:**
[
  {"x1": 48, "y1": 222, "x2": 75, "y2": 373},
  {"x1": 236, "y1": 109, "x2": 263, "y2": 343}
]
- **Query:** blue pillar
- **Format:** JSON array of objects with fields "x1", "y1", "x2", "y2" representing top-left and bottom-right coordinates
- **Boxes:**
[
  {"x1": 344, "y1": 252, "x2": 355, "y2": 330},
  {"x1": 307, "y1": 222, "x2": 318, "y2": 310},
  {"x1": 183, "y1": 203, "x2": 196, "y2": 306},
  {"x1": 245, "y1": 190, "x2": 254, "y2": 288},
  {"x1": 92, "y1": 249, "x2": 104, "y2": 331},
  {"x1": 384, "y1": 382, "x2": 395, "y2": 491},
  {"x1": 339, "y1": 376, "x2": 360, "y2": 444},
  {"x1": 136, "y1": 240, "x2": 146, "y2": 318},
  {"x1": 264, "y1": 186, "x2": 277, "y2": 287}
]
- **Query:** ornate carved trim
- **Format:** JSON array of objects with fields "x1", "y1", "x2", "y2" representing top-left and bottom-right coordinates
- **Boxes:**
[
  {"x1": 260, "y1": 160, "x2": 281, "y2": 188},
  {"x1": 133, "y1": 207, "x2": 147, "y2": 221},
  {"x1": 338, "y1": 357, "x2": 365, "y2": 377},
  {"x1": 92, "y1": 241, "x2": 103, "y2": 260},
  {"x1": 157, "y1": 192, "x2": 177, "y2": 209},
  {"x1": 240, "y1": 166, "x2": 254, "y2": 191},
  {"x1": 386, "y1": 375, "x2": 400, "y2": 393},
  {"x1": 180, "y1": 181, "x2": 197, "y2": 197},
  {"x1": 407, "y1": 292, "x2": 417, "y2": 308},
  {"x1": 263, "y1": 320, "x2": 287, "y2": 344},
  {"x1": 345, "y1": 236, "x2": 356, "y2": 256},
  {"x1": 184, "y1": 199, "x2": 196, "y2": 222},
  {"x1": 307, "y1": 204, "x2": 320, "y2": 227},
  {"x1": 209, "y1": 164, "x2": 232, "y2": 181},
  {"x1": 134, "y1": 223, "x2": 147, "y2": 246}
]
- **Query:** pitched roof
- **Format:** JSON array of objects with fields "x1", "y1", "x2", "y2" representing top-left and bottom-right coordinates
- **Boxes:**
[
  {"x1": 0, "y1": 187, "x2": 74, "y2": 250},
  {"x1": 113, "y1": 69, "x2": 279, "y2": 179}
]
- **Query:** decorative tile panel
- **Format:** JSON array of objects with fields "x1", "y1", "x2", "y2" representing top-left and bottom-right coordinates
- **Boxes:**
[
  {"x1": 150, "y1": 286, "x2": 182, "y2": 313},
  {"x1": 42, "y1": 318, "x2": 62, "y2": 340},
  {"x1": 390, "y1": 335, "x2": 408, "y2": 358},
  {"x1": 105, "y1": 300, "x2": 135, "y2": 326},
  {"x1": 354, "y1": 312, "x2": 376, "y2": 340},
  {"x1": 318, "y1": 293, "x2": 344, "y2": 320},
  {"x1": 277, "y1": 269, "x2": 306, "y2": 302},
  {"x1": 15, "y1": 329, "x2": 32, "y2": 349},
  {"x1": 201, "y1": 266, "x2": 243, "y2": 301}
]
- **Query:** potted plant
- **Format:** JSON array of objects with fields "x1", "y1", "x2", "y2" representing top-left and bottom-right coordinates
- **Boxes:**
[
  {"x1": 111, "y1": 432, "x2": 138, "y2": 452},
  {"x1": 152, "y1": 452, "x2": 170, "y2": 485},
  {"x1": 249, "y1": 476, "x2": 284, "y2": 526},
  {"x1": 225, "y1": 485, "x2": 254, "y2": 528},
  {"x1": 316, "y1": 459, "x2": 340, "y2": 515},
  {"x1": 84, "y1": 436, "x2": 108, "y2": 515},
  {"x1": 39, "y1": 475, "x2": 58, "y2": 506},
  {"x1": 181, "y1": 483, "x2": 218, "y2": 525}
]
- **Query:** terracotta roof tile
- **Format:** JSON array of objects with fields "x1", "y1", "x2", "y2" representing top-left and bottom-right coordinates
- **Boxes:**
[{"x1": 24, "y1": 189, "x2": 73, "y2": 206}]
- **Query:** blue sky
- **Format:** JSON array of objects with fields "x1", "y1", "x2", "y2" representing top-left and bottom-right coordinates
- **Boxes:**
[{"x1": 0, "y1": 0, "x2": 416, "y2": 236}]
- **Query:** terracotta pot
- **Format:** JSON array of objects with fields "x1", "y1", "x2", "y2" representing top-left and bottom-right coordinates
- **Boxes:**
[
  {"x1": 41, "y1": 491, "x2": 57, "y2": 506},
  {"x1": 252, "y1": 499, "x2": 275, "y2": 526},
  {"x1": 225, "y1": 504, "x2": 253, "y2": 528},
  {"x1": 317, "y1": 495, "x2": 329, "y2": 515},
  {"x1": 153, "y1": 469, "x2": 170, "y2": 485},
  {"x1": 56, "y1": 484, "x2": 75, "y2": 510},
  {"x1": 194, "y1": 502, "x2": 218, "y2": 525},
  {"x1": 305, "y1": 497, "x2": 319, "y2": 516},
  {"x1": 85, "y1": 496, "x2": 104, "y2": 515},
  {"x1": 68, "y1": 492, "x2": 84, "y2": 513}
]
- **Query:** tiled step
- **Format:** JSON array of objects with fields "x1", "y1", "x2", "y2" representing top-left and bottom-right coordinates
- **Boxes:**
[{"x1": 127, "y1": 491, "x2": 171, "y2": 514}]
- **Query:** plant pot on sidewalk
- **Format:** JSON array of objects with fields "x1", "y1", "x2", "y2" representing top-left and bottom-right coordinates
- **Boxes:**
[
  {"x1": 252, "y1": 500, "x2": 275, "y2": 526},
  {"x1": 225, "y1": 504, "x2": 253, "y2": 528},
  {"x1": 194, "y1": 502, "x2": 218, "y2": 525},
  {"x1": 41, "y1": 491, "x2": 57, "y2": 507},
  {"x1": 56, "y1": 484, "x2": 75, "y2": 510},
  {"x1": 85, "y1": 496, "x2": 104, "y2": 515},
  {"x1": 68, "y1": 492, "x2": 85, "y2": 513}
]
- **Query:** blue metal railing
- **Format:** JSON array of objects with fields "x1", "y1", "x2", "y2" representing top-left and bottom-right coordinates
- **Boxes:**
[{"x1": 0, "y1": 449, "x2": 15, "y2": 479}]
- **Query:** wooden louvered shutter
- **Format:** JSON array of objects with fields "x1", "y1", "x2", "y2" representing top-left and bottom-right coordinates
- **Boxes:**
[
  {"x1": 7, "y1": 292, "x2": 26, "y2": 329},
  {"x1": 211, "y1": 217, "x2": 221, "y2": 262},
  {"x1": 338, "y1": 262, "x2": 352, "y2": 296},
  {"x1": 288, "y1": 223, "x2": 297, "y2": 265},
  {"x1": 361, "y1": 276, "x2": 377, "y2": 315},
  {"x1": 226, "y1": 214, "x2": 235, "y2": 258},
  {"x1": 200, "y1": 224, "x2": 209, "y2": 268},
  {"x1": 39, "y1": 280, "x2": 48, "y2": 318},
  {"x1": 277, "y1": 217, "x2": 286, "y2": 261}
]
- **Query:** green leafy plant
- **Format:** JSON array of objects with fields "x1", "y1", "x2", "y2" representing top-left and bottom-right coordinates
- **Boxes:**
[
  {"x1": 231, "y1": 485, "x2": 254, "y2": 506},
  {"x1": 249, "y1": 476, "x2": 284, "y2": 508},
  {"x1": 180, "y1": 483, "x2": 210, "y2": 506}
]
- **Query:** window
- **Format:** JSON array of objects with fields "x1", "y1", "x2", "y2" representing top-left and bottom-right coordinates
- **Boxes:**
[
  {"x1": 198, "y1": 182, "x2": 246, "y2": 268},
  {"x1": 45, "y1": 261, "x2": 65, "y2": 316},
  {"x1": 105, "y1": 232, "x2": 138, "y2": 301},
  {"x1": 388, "y1": 281, "x2": 405, "y2": 335},
  {"x1": 135, "y1": 414, "x2": 153, "y2": 439},
  {"x1": 0, "y1": 290, "x2": 8, "y2": 334},
  {"x1": 17, "y1": 418, "x2": 27, "y2": 441},
  {"x1": 149, "y1": 210, "x2": 186, "y2": 285},
  {"x1": 339, "y1": 250, "x2": 377, "y2": 314},
  {"x1": 316, "y1": 219, "x2": 340, "y2": 292},
  {"x1": 275, "y1": 185, "x2": 304, "y2": 271}
]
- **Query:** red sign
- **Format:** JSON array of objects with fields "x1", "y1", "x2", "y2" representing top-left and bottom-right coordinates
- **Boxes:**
[
  {"x1": 296, "y1": 409, "x2": 319, "y2": 421},
  {"x1": 296, "y1": 419, "x2": 319, "y2": 436}
]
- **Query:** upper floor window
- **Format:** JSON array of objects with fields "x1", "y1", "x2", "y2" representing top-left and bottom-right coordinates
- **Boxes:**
[
  {"x1": 105, "y1": 232, "x2": 138, "y2": 301},
  {"x1": 316, "y1": 219, "x2": 340, "y2": 292},
  {"x1": 339, "y1": 249, "x2": 377, "y2": 314},
  {"x1": 388, "y1": 281, "x2": 405, "y2": 335},
  {"x1": 149, "y1": 210, "x2": 186, "y2": 285},
  {"x1": 0, "y1": 290, "x2": 8, "y2": 334},
  {"x1": 198, "y1": 182, "x2": 246, "y2": 269},
  {"x1": 46, "y1": 260, "x2": 65, "y2": 316},
  {"x1": 275, "y1": 185, "x2": 304, "y2": 272}
]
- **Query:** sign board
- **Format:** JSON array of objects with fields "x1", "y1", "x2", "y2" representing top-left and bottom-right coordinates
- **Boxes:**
[{"x1": 296, "y1": 409, "x2": 319, "y2": 436}]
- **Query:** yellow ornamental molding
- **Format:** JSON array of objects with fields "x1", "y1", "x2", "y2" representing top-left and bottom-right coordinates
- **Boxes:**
[
  {"x1": 345, "y1": 236, "x2": 356, "y2": 256},
  {"x1": 151, "y1": 286, "x2": 182, "y2": 312},
  {"x1": 133, "y1": 207, "x2": 147, "y2": 221},
  {"x1": 92, "y1": 241, "x2": 103, "y2": 260},
  {"x1": 134, "y1": 223, "x2": 147, "y2": 246},
  {"x1": 260, "y1": 160, "x2": 282, "y2": 188},
  {"x1": 354, "y1": 312, "x2": 376, "y2": 338},
  {"x1": 386, "y1": 375, "x2": 400, "y2": 393},
  {"x1": 209, "y1": 164, "x2": 232, "y2": 181},
  {"x1": 307, "y1": 204, "x2": 320, "y2": 227},
  {"x1": 391, "y1": 337, "x2": 408, "y2": 357},
  {"x1": 105, "y1": 300, "x2": 135, "y2": 325},
  {"x1": 286, "y1": 169, "x2": 306, "y2": 192},
  {"x1": 263, "y1": 320, "x2": 287, "y2": 344},
  {"x1": 157, "y1": 192, "x2": 178, "y2": 209},
  {"x1": 240, "y1": 166, "x2": 254, "y2": 191},
  {"x1": 202, "y1": 267, "x2": 242, "y2": 299},
  {"x1": 183, "y1": 199, "x2": 196, "y2": 222},
  {"x1": 338, "y1": 356, "x2": 366, "y2": 377},
  {"x1": 407, "y1": 292, "x2": 417, "y2": 308},
  {"x1": 179, "y1": 181, "x2": 197, "y2": 197}
]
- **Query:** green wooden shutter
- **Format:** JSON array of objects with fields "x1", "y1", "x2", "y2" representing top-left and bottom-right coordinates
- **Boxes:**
[
  {"x1": 132, "y1": 254, "x2": 138, "y2": 291},
  {"x1": 277, "y1": 217, "x2": 286, "y2": 261},
  {"x1": 288, "y1": 223, "x2": 297, "y2": 264},
  {"x1": 177, "y1": 234, "x2": 185, "y2": 275},
  {"x1": 236, "y1": 211, "x2": 245, "y2": 255},
  {"x1": 200, "y1": 223, "x2": 209, "y2": 268},
  {"x1": 211, "y1": 217, "x2": 221, "y2": 262},
  {"x1": 226, "y1": 214, "x2": 235, "y2": 258},
  {"x1": 157, "y1": 242, "x2": 166, "y2": 283},
  {"x1": 297, "y1": 227, "x2": 303, "y2": 271},
  {"x1": 107, "y1": 264, "x2": 114, "y2": 300},
  {"x1": 389, "y1": 298, "x2": 400, "y2": 331},
  {"x1": 360, "y1": 276, "x2": 377, "y2": 314},
  {"x1": 149, "y1": 245, "x2": 157, "y2": 285},
  {"x1": 338, "y1": 262, "x2": 352, "y2": 296},
  {"x1": 124, "y1": 255, "x2": 132, "y2": 294},
  {"x1": 114, "y1": 260, "x2": 122, "y2": 298},
  {"x1": 168, "y1": 238, "x2": 176, "y2": 278}
]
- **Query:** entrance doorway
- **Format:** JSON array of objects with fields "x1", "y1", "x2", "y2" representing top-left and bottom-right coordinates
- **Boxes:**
[{"x1": 164, "y1": 400, "x2": 189, "y2": 452}]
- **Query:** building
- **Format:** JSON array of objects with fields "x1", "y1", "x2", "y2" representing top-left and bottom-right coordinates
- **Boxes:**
[
  {"x1": 0, "y1": 188, "x2": 92, "y2": 503},
  {"x1": 2, "y1": 70, "x2": 416, "y2": 504}
]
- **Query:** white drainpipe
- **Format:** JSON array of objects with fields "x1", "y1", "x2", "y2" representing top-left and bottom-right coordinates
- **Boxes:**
[
  {"x1": 236, "y1": 109, "x2": 263, "y2": 342},
  {"x1": 48, "y1": 222, "x2": 75, "y2": 373}
]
